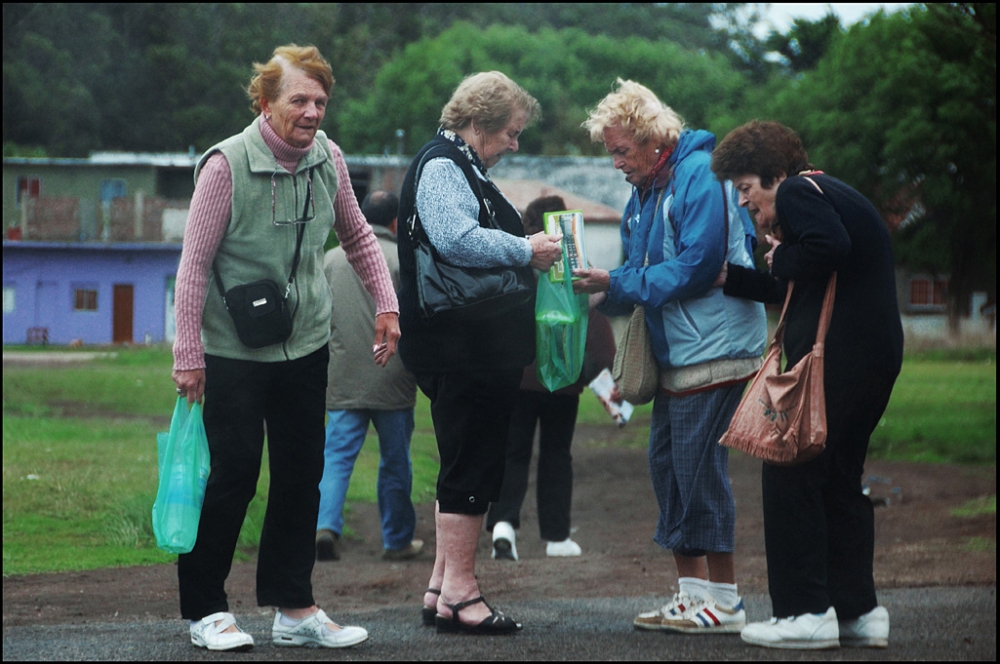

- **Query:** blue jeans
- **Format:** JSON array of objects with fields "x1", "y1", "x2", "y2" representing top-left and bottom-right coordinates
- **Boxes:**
[{"x1": 316, "y1": 409, "x2": 416, "y2": 551}]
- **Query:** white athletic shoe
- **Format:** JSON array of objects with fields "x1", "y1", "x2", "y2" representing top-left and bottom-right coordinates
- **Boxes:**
[
  {"x1": 189, "y1": 612, "x2": 254, "y2": 651},
  {"x1": 661, "y1": 595, "x2": 747, "y2": 634},
  {"x1": 840, "y1": 606, "x2": 889, "y2": 648},
  {"x1": 545, "y1": 538, "x2": 582, "y2": 557},
  {"x1": 271, "y1": 609, "x2": 368, "y2": 648},
  {"x1": 741, "y1": 606, "x2": 840, "y2": 650},
  {"x1": 633, "y1": 591, "x2": 697, "y2": 630}
]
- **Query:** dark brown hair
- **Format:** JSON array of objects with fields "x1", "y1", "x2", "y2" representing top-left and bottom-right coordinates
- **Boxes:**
[
  {"x1": 522, "y1": 195, "x2": 566, "y2": 235},
  {"x1": 711, "y1": 120, "x2": 812, "y2": 188}
]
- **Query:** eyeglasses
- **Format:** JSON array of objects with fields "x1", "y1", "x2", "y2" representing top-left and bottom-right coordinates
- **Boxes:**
[{"x1": 271, "y1": 165, "x2": 316, "y2": 226}]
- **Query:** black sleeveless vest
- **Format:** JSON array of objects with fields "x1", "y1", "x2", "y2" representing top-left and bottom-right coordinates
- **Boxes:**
[{"x1": 396, "y1": 137, "x2": 535, "y2": 374}]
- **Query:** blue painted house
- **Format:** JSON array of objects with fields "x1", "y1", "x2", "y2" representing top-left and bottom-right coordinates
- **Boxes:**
[{"x1": 3, "y1": 241, "x2": 182, "y2": 345}]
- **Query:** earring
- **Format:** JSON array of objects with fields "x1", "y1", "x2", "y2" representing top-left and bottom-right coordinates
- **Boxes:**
[{"x1": 655, "y1": 148, "x2": 661, "y2": 154}]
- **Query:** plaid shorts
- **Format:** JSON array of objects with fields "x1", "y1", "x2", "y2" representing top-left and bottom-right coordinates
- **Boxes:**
[{"x1": 647, "y1": 382, "x2": 745, "y2": 556}]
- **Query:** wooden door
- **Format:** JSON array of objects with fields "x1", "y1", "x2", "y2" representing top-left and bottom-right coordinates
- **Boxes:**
[{"x1": 113, "y1": 284, "x2": 134, "y2": 343}]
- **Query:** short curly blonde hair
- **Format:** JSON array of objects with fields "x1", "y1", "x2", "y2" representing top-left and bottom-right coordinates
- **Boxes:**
[
  {"x1": 247, "y1": 44, "x2": 334, "y2": 116},
  {"x1": 439, "y1": 71, "x2": 540, "y2": 134},
  {"x1": 582, "y1": 78, "x2": 684, "y2": 146}
]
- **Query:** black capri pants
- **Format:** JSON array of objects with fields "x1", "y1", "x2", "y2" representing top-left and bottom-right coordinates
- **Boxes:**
[{"x1": 416, "y1": 369, "x2": 522, "y2": 515}]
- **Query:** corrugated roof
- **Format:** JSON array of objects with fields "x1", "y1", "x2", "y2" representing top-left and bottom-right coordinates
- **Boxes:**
[{"x1": 492, "y1": 178, "x2": 621, "y2": 224}]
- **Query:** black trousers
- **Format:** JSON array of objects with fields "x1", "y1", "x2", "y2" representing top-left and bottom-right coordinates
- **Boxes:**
[
  {"x1": 761, "y1": 369, "x2": 897, "y2": 620},
  {"x1": 178, "y1": 346, "x2": 328, "y2": 620},
  {"x1": 416, "y1": 369, "x2": 521, "y2": 515},
  {"x1": 487, "y1": 390, "x2": 579, "y2": 542}
]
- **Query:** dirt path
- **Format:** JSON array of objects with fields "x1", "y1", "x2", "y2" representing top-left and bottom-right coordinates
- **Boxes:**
[{"x1": 2, "y1": 426, "x2": 994, "y2": 628}]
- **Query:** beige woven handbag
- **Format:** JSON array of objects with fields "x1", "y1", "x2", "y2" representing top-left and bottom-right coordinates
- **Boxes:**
[{"x1": 612, "y1": 305, "x2": 659, "y2": 405}]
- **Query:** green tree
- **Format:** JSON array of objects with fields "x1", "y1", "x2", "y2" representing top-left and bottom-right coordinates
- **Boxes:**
[
  {"x1": 337, "y1": 22, "x2": 748, "y2": 156},
  {"x1": 761, "y1": 5, "x2": 996, "y2": 321},
  {"x1": 763, "y1": 12, "x2": 842, "y2": 72}
]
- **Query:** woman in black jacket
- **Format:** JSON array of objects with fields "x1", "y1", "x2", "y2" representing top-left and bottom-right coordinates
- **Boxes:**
[{"x1": 711, "y1": 120, "x2": 903, "y2": 650}]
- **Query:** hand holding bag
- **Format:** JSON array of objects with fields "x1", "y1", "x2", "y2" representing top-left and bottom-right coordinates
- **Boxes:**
[
  {"x1": 719, "y1": 273, "x2": 836, "y2": 465},
  {"x1": 152, "y1": 397, "x2": 211, "y2": 554},
  {"x1": 612, "y1": 305, "x2": 660, "y2": 405}
]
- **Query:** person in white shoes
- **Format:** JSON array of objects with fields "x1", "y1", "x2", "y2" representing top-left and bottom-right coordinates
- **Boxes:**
[
  {"x1": 173, "y1": 44, "x2": 392, "y2": 652},
  {"x1": 272, "y1": 608, "x2": 368, "y2": 648},
  {"x1": 712, "y1": 121, "x2": 900, "y2": 651},
  {"x1": 486, "y1": 196, "x2": 617, "y2": 563},
  {"x1": 575, "y1": 80, "x2": 764, "y2": 636}
]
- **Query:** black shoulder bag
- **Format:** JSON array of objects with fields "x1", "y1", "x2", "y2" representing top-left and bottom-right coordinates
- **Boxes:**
[
  {"x1": 406, "y1": 149, "x2": 532, "y2": 320},
  {"x1": 212, "y1": 168, "x2": 312, "y2": 348}
]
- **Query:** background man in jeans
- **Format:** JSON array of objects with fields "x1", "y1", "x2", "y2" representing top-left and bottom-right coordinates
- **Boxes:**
[{"x1": 316, "y1": 190, "x2": 422, "y2": 562}]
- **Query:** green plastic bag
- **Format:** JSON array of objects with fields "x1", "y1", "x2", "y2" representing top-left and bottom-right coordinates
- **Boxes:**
[
  {"x1": 535, "y1": 253, "x2": 589, "y2": 392},
  {"x1": 152, "y1": 397, "x2": 211, "y2": 554}
]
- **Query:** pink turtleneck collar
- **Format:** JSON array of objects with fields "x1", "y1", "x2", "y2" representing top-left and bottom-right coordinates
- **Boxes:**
[{"x1": 260, "y1": 116, "x2": 315, "y2": 173}]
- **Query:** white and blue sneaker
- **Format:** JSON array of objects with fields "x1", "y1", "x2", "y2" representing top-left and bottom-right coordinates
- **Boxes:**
[{"x1": 660, "y1": 595, "x2": 747, "y2": 634}]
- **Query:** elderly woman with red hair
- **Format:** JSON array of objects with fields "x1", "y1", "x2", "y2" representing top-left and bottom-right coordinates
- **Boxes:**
[{"x1": 172, "y1": 44, "x2": 398, "y2": 651}]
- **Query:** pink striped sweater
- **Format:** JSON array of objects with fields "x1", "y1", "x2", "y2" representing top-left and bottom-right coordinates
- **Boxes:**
[{"x1": 173, "y1": 118, "x2": 398, "y2": 372}]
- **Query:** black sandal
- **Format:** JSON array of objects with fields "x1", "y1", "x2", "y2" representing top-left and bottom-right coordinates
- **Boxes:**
[
  {"x1": 422, "y1": 588, "x2": 440, "y2": 626},
  {"x1": 434, "y1": 595, "x2": 522, "y2": 635}
]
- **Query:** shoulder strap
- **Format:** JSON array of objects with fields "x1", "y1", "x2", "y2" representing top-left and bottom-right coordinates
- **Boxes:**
[
  {"x1": 406, "y1": 143, "x2": 498, "y2": 246},
  {"x1": 213, "y1": 166, "x2": 312, "y2": 301}
]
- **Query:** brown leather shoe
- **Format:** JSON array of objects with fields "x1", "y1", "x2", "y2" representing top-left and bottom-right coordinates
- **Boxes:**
[{"x1": 382, "y1": 539, "x2": 424, "y2": 561}]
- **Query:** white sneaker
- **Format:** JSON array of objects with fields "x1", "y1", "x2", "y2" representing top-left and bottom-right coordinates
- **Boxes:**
[
  {"x1": 189, "y1": 612, "x2": 254, "y2": 651},
  {"x1": 272, "y1": 609, "x2": 368, "y2": 648},
  {"x1": 491, "y1": 521, "x2": 518, "y2": 561},
  {"x1": 741, "y1": 607, "x2": 840, "y2": 650},
  {"x1": 661, "y1": 595, "x2": 746, "y2": 634},
  {"x1": 633, "y1": 591, "x2": 696, "y2": 630},
  {"x1": 546, "y1": 538, "x2": 582, "y2": 557},
  {"x1": 840, "y1": 606, "x2": 889, "y2": 648}
]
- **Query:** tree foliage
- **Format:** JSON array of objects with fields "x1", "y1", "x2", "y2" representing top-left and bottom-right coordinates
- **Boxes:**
[
  {"x1": 758, "y1": 5, "x2": 996, "y2": 317},
  {"x1": 3, "y1": 3, "x2": 995, "y2": 317},
  {"x1": 337, "y1": 22, "x2": 748, "y2": 156},
  {"x1": 2, "y1": 2, "x2": 741, "y2": 155}
]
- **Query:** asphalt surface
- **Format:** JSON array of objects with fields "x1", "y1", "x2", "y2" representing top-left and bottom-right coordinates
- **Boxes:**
[{"x1": 3, "y1": 587, "x2": 995, "y2": 661}]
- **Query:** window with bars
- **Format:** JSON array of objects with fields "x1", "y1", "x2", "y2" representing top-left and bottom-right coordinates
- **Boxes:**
[
  {"x1": 74, "y1": 288, "x2": 99, "y2": 311},
  {"x1": 909, "y1": 276, "x2": 947, "y2": 308}
]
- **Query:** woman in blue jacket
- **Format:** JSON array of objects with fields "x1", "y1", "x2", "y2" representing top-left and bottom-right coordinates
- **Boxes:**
[{"x1": 574, "y1": 79, "x2": 766, "y2": 635}]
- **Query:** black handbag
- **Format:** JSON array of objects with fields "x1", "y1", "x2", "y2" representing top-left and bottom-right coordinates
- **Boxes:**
[
  {"x1": 212, "y1": 171, "x2": 311, "y2": 348},
  {"x1": 407, "y1": 150, "x2": 532, "y2": 320}
]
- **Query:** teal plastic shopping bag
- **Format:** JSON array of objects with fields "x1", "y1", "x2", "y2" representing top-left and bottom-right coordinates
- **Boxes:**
[
  {"x1": 535, "y1": 253, "x2": 589, "y2": 392},
  {"x1": 152, "y1": 397, "x2": 211, "y2": 554}
]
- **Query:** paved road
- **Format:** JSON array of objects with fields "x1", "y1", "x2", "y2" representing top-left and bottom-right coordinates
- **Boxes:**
[{"x1": 3, "y1": 587, "x2": 994, "y2": 661}]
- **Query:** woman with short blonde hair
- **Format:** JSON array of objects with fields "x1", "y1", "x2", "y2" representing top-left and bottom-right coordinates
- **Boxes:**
[
  {"x1": 582, "y1": 78, "x2": 683, "y2": 147},
  {"x1": 573, "y1": 79, "x2": 766, "y2": 636}
]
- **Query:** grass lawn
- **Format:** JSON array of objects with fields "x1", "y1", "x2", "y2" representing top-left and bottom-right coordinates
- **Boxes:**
[{"x1": 2, "y1": 344, "x2": 994, "y2": 575}]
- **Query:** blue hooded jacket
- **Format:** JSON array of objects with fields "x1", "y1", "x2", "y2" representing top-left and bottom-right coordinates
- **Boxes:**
[{"x1": 605, "y1": 129, "x2": 766, "y2": 370}]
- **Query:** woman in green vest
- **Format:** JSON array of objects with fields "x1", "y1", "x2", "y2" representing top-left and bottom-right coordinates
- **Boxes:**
[{"x1": 172, "y1": 44, "x2": 399, "y2": 652}]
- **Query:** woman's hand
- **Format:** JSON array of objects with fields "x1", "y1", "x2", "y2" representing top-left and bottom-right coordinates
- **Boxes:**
[
  {"x1": 528, "y1": 232, "x2": 563, "y2": 271},
  {"x1": 173, "y1": 368, "x2": 206, "y2": 405},
  {"x1": 372, "y1": 312, "x2": 401, "y2": 368},
  {"x1": 764, "y1": 233, "x2": 782, "y2": 270},
  {"x1": 571, "y1": 267, "x2": 611, "y2": 294}
]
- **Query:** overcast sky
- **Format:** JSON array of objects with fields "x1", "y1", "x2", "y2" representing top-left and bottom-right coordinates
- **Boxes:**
[{"x1": 759, "y1": 2, "x2": 912, "y2": 35}]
